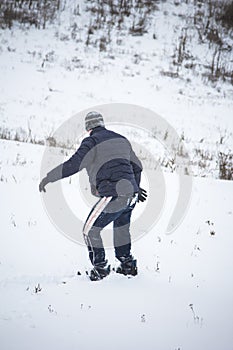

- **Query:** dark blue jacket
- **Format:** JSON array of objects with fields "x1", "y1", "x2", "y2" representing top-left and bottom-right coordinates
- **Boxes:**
[{"x1": 47, "y1": 126, "x2": 142, "y2": 197}]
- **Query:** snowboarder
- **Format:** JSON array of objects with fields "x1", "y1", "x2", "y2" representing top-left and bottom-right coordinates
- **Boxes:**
[{"x1": 39, "y1": 111, "x2": 147, "y2": 281}]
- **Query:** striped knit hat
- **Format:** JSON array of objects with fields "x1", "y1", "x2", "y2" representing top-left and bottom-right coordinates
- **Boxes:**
[{"x1": 85, "y1": 111, "x2": 105, "y2": 131}]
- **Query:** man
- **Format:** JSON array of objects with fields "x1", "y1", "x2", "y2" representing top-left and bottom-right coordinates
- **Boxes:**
[{"x1": 39, "y1": 111, "x2": 147, "y2": 281}]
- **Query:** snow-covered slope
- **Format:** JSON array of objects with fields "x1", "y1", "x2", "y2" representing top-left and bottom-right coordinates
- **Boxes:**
[
  {"x1": 0, "y1": 0, "x2": 232, "y2": 165},
  {"x1": 0, "y1": 139, "x2": 233, "y2": 350},
  {"x1": 1, "y1": 1, "x2": 233, "y2": 349}
]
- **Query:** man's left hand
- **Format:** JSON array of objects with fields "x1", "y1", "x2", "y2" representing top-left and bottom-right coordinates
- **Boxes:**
[{"x1": 138, "y1": 187, "x2": 147, "y2": 202}]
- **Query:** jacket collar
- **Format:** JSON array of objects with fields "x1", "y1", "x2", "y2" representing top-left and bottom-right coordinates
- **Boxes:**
[{"x1": 90, "y1": 126, "x2": 106, "y2": 135}]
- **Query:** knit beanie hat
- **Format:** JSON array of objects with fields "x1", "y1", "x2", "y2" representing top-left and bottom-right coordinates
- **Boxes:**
[{"x1": 85, "y1": 111, "x2": 105, "y2": 131}]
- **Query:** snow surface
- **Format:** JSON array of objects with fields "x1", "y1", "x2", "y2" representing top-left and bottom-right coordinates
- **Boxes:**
[
  {"x1": 1, "y1": 1, "x2": 233, "y2": 349},
  {"x1": 0, "y1": 139, "x2": 233, "y2": 350}
]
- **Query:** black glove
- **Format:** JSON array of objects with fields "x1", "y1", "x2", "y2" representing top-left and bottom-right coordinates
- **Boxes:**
[
  {"x1": 39, "y1": 176, "x2": 50, "y2": 192},
  {"x1": 39, "y1": 164, "x2": 63, "y2": 193},
  {"x1": 138, "y1": 187, "x2": 147, "y2": 202}
]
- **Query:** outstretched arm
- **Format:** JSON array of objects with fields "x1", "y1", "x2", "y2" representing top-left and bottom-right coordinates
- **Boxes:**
[{"x1": 39, "y1": 137, "x2": 95, "y2": 192}]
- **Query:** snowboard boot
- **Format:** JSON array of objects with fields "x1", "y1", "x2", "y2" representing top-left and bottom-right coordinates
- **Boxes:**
[
  {"x1": 116, "y1": 256, "x2": 137, "y2": 276},
  {"x1": 89, "y1": 262, "x2": 111, "y2": 281}
]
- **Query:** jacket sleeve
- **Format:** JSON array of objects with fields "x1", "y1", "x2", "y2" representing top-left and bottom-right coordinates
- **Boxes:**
[
  {"x1": 130, "y1": 147, "x2": 142, "y2": 186},
  {"x1": 46, "y1": 137, "x2": 95, "y2": 183}
]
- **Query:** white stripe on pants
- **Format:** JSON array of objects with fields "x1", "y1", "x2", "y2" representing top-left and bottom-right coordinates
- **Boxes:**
[{"x1": 83, "y1": 196, "x2": 112, "y2": 236}]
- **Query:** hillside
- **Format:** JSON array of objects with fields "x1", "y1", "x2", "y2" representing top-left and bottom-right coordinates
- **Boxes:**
[
  {"x1": 0, "y1": 1, "x2": 233, "y2": 349},
  {"x1": 0, "y1": 0, "x2": 233, "y2": 178}
]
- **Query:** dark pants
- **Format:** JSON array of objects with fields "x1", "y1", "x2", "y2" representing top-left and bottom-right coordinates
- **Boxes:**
[{"x1": 83, "y1": 195, "x2": 137, "y2": 267}]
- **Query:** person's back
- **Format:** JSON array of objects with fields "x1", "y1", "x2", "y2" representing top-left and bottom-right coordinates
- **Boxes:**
[{"x1": 86, "y1": 126, "x2": 141, "y2": 197}]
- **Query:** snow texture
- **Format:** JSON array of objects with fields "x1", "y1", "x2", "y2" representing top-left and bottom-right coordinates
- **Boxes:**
[{"x1": 0, "y1": 1, "x2": 233, "y2": 349}]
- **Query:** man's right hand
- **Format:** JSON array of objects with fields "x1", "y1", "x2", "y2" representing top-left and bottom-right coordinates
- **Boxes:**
[
  {"x1": 138, "y1": 187, "x2": 147, "y2": 202},
  {"x1": 39, "y1": 177, "x2": 50, "y2": 193}
]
